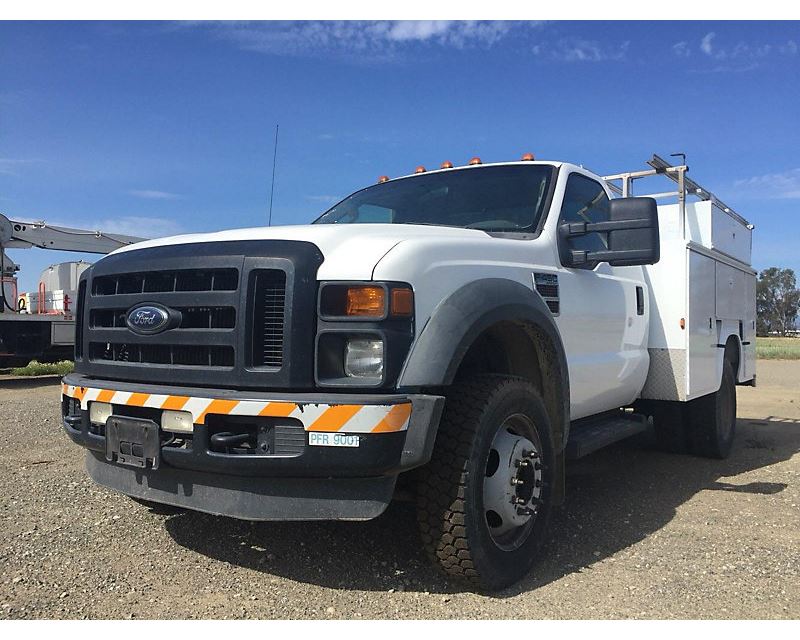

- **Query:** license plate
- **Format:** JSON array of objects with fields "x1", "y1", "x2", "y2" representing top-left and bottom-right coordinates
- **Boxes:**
[
  {"x1": 105, "y1": 416, "x2": 161, "y2": 469},
  {"x1": 308, "y1": 432, "x2": 360, "y2": 448}
]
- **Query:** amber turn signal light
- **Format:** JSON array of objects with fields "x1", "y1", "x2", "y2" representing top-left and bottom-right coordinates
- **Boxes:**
[
  {"x1": 390, "y1": 288, "x2": 414, "y2": 316},
  {"x1": 346, "y1": 286, "x2": 386, "y2": 317}
]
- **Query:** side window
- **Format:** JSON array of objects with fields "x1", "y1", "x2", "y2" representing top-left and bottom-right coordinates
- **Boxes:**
[
  {"x1": 357, "y1": 204, "x2": 393, "y2": 223},
  {"x1": 559, "y1": 173, "x2": 611, "y2": 267}
]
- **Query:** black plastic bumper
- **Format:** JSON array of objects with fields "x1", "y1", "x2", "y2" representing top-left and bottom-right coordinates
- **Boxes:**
[
  {"x1": 62, "y1": 374, "x2": 444, "y2": 520},
  {"x1": 85, "y1": 451, "x2": 396, "y2": 521}
]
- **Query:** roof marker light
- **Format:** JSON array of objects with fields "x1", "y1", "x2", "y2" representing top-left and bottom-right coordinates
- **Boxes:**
[
  {"x1": 468, "y1": 157, "x2": 482, "y2": 165},
  {"x1": 521, "y1": 152, "x2": 536, "y2": 161},
  {"x1": 440, "y1": 160, "x2": 453, "y2": 169},
  {"x1": 415, "y1": 165, "x2": 427, "y2": 174},
  {"x1": 378, "y1": 175, "x2": 389, "y2": 183}
]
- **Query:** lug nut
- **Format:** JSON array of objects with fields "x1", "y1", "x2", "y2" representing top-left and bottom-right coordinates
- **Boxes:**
[
  {"x1": 515, "y1": 459, "x2": 530, "y2": 468},
  {"x1": 510, "y1": 477, "x2": 524, "y2": 486}
]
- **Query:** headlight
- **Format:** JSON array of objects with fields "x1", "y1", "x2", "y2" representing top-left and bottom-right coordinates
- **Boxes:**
[
  {"x1": 319, "y1": 283, "x2": 413, "y2": 319},
  {"x1": 89, "y1": 401, "x2": 112, "y2": 425},
  {"x1": 344, "y1": 338, "x2": 384, "y2": 378}
]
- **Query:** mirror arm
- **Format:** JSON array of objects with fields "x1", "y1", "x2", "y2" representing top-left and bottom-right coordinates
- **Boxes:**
[
  {"x1": 573, "y1": 248, "x2": 655, "y2": 264},
  {"x1": 561, "y1": 218, "x2": 653, "y2": 237}
]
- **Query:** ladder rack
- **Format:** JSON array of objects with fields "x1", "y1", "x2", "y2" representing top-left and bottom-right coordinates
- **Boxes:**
[{"x1": 602, "y1": 154, "x2": 753, "y2": 231}]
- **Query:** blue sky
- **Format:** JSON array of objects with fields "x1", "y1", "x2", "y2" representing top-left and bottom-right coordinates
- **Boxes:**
[{"x1": 1, "y1": 20, "x2": 799, "y2": 292}]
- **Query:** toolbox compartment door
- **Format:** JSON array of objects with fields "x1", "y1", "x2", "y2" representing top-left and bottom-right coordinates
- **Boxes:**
[{"x1": 687, "y1": 250, "x2": 718, "y2": 399}]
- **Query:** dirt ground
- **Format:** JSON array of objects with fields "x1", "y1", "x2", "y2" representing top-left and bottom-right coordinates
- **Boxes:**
[{"x1": 0, "y1": 360, "x2": 798, "y2": 619}]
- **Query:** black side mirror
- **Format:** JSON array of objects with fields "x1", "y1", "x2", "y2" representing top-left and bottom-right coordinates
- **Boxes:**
[{"x1": 559, "y1": 197, "x2": 660, "y2": 267}]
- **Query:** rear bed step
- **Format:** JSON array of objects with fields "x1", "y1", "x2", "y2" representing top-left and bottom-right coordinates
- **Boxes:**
[{"x1": 566, "y1": 412, "x2": 648, "y2": 460}]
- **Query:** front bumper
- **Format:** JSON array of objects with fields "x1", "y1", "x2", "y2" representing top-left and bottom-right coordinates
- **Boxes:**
[{"x1": 61, "y1": 373, "x2": 444, "y2": 520}]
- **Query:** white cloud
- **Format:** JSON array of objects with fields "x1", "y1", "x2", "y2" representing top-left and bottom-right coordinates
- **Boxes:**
[
  {"x1": 385, "y1": 21, "x2": 454, "y2": 42},
  {"x1": 735, "y1": 169, "x2": 800, "y2": 199},
  {"x1": 700, "y1": 32, "x2": 716, "y2": 56},
  {"x1": 128, "y1": 189, "x2": 183, "y2": 200},
  {"x1": 689, "y1": 32, "x2": 796, "y2": 71},
  {"x1": 537, "y1": 38, "x2": 629, "y2": 63},
  {"x1": 672, "y1": 41, "x2": 691, "y2": 57},
  {"x1": 185, "y1": 21, "x2": 538, "y2": 61}
]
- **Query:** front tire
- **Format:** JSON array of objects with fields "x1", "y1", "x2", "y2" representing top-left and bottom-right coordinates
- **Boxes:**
[{"x1": 415, "y1": 375, "x2": 554, "y2": 591}]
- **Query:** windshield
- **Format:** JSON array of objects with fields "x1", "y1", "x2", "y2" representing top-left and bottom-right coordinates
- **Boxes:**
[{"x1": 313, "y1": 164, "x2": 555, "y2": 232}]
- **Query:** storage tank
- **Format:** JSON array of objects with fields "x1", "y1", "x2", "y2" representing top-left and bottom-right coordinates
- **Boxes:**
[{"x1": 39, "y1": 261, "x2": 91, "y2": 292}]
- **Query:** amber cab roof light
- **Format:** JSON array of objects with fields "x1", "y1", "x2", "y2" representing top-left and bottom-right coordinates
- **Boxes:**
[
  {"x1": 440, "y1": 160, "x2": 453, "y2": 169},
  {"x1": 468, "y1": 156, "x2": 482, "y2": 165},
  {"x1": 415, "y1": 165, "x2": 427, "y2": 174},
  {"x1": 377, "y1": 175, "x2": 390, "y2": 183},
  {"x1": 521, "y1": 152, "x2": 536, "y2": 161}
]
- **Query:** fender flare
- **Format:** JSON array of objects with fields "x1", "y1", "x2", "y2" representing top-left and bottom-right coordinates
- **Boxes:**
[
  {"x1": 399, "y1": 279, "x2": 566, "y2": 386},
  {"x1": 399, "y1": 277, "x2": 569, "y2": 442}
]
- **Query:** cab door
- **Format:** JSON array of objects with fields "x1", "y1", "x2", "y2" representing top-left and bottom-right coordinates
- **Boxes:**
[{"x1": 553, "y1": 172, "x2": 649, "y2": 420}]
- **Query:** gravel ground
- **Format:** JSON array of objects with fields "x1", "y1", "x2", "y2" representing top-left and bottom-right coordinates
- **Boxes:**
[{"x1": 1, "y1": 360, "x2": 798, "y2": 619}]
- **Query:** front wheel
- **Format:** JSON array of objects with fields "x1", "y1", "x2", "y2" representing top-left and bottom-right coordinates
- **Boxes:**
[{"x1": 415, "y1": 376, "x2": 555, "y2": 591}]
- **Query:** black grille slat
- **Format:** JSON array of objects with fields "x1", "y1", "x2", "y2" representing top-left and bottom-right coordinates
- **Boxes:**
[
  {"x1": 93, "y1": 269, "x2": 239, "y2": 296},
  {"x1": 251, "y1": 270, "x2": 287, "y2": 368},
  {"x1": 90, "y1": 307, "x2": 236, "y2": 329},
  {"x1": 89, "y1": 342, "x2": 234, "y2": 368}
]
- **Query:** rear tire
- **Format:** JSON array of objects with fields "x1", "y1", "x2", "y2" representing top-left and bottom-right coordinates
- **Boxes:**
[
  {"x1": 415, "y1": 375, "x2": 554, "y2": 591},
  {"x1": 689, "y1": 359, "x2": 737, "y2": 459}
]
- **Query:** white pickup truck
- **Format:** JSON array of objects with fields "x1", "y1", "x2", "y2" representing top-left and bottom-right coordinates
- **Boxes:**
[{"x1": 61, "y1": 154, "x2": 756, "y2": 590}]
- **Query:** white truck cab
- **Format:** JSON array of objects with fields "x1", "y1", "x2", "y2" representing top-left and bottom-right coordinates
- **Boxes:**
[{"x1": 61, "y1": 154, "x2": 755, "y2": 590}]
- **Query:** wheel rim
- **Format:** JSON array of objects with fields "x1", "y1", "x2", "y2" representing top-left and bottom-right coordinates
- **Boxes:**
[{"x1": 482, "y1": 413, "x2": 543, "y2": 551}]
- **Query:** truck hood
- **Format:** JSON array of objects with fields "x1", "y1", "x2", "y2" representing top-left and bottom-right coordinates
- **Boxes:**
[{"x1": 108, "y1": 223, "x2": 488, "y2": 280}]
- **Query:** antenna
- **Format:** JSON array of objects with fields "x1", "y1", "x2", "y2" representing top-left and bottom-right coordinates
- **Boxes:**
[{"x1": 268, "y1": 124, "x2": 279, "y2": 226}]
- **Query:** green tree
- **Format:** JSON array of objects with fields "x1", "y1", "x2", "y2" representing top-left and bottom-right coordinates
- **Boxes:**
[{"x1": 756, "y1": 267, "x2": 799, "y2": 336}]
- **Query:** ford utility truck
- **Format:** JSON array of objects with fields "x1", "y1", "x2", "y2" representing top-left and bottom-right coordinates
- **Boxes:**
[{"x1": 61, "y1": 154, "x2": 756, "y2": 590}]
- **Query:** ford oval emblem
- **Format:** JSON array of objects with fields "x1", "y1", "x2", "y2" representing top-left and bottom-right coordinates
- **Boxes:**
[{"x1": 126, "y1": 304, "x2": 172, "y2": 335}]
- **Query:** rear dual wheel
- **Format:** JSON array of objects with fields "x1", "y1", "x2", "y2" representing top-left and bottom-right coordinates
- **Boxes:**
[
  {"x1": 415, "y1": 376, "x2": 554, "y2": 591},
  {"x1": 649, "y1": 359, "x2": 737, "y2": 459}
]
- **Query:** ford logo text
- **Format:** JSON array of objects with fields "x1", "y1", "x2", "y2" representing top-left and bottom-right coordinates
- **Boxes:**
[{"x1": 126, "y1": 304, "x2": 173, "y2": 335}]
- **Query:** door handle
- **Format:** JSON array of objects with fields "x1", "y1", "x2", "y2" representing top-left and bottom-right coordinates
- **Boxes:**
[{"x1": 635, "y1": 286, "x2": 644, "y2": 316}]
